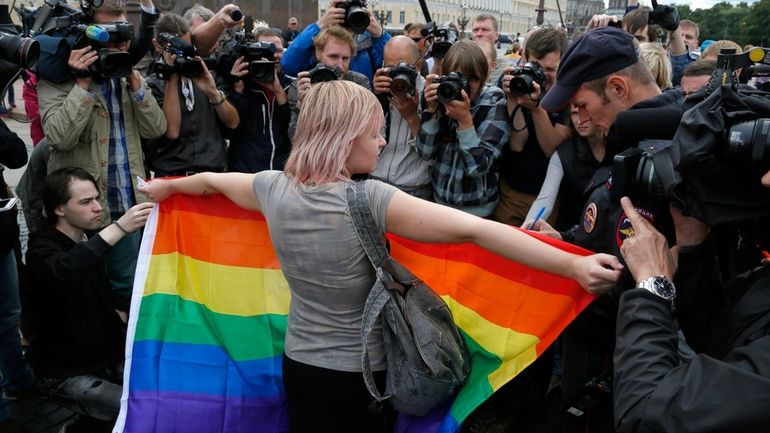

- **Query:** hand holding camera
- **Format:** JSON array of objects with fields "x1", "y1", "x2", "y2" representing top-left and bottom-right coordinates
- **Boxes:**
[
  {"x1": 319, "y1": 1, "x2": 347, "y2": 29},
  {"x1": 649, "y1": 0, "x2": 680, "y2": 32},
  {"x1": 230, "y1": 55, "x2": 248, "y2": 93},
  {"x1": 68, "y1": 45, "x2": 98, "y2": 88},
  {"x1": 436, "y1": 72, "x2": 473, "y2": 128}
]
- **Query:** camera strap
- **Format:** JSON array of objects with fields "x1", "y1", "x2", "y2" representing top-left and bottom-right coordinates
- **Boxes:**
[{"x1": 181, "y1": 78, "x2": 194, "y2": 111}]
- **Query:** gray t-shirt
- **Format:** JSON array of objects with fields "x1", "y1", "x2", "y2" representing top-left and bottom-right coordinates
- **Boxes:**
[{"x1": 252, "y1": 171, "x2": 397, "y2": 372}]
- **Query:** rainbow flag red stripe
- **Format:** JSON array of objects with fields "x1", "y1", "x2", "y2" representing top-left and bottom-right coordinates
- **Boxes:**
[{"x1": 116, "y1": 194, "x2": 595, "y2": 432}]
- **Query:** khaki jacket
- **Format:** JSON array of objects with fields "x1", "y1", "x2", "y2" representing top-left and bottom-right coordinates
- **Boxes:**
[{"x1": 38, "y1": 75, "x2": 167, "y2": 226}]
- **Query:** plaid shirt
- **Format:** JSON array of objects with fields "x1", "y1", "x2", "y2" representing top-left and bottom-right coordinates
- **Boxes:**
[
  {"x1": 97, "y1": 78, "x2": 135, "y2": 216},
  {"x1": 417, "y1": 85, "x2": 510, "y2": 206}
]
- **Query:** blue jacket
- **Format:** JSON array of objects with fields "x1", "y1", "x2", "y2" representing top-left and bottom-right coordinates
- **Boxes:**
[{"x1": 280, "y1": 22, "x2": 390, "y2": 82}]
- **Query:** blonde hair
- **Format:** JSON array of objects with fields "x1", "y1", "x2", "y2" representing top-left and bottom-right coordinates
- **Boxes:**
[
  {"x1": 285, "y1": 81, "x2": 382, "y2": 184},
  {"x1": 639, "y1": 42, "x2": 672, "y2": 90},
  {"x1": 313, "y1": 26, "x2": 357, "y2": 58}
]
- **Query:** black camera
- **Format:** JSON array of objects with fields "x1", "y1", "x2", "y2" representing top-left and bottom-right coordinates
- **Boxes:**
[
  {"x1": 153, "y1": 32, "x2": 207, "y2": 80},
  {"x1": 510, "y1": 61, "x2": 547, "y2": 96},
  {"x1": 436, "y1": 71, "x2": 470, "y2": 104},
  {"x1": 335, "y1": 0, "x2": 369, "y2": 34},
  {"x1": 239, "y1": 41, "x2": 277, "y2": 83},
  {"x1": 422, "y1": 22, "x2": 458, "y2": 59},
  {"x1": 0, "y1": 32, "x2": 39, "y2": 70},
  {"x1": 308, "y1": 63, "x2": 342, "y2": 84},
  {"x1": 648, "y1": 0, "x2": 680, "y2": 32},
  {"x1": 388, "y1": 62, "x2": 417, "y2": 96}
]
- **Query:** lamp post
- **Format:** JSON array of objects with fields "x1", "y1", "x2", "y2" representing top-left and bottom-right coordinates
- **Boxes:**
[{"x1": 457, "y1": 3, "x2": 468, "y2": 39}]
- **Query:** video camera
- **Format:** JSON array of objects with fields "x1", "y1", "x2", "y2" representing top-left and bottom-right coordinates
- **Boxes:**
[
  {"x1": 0, "y1": 5, "x2": 40, "y2": 103},
  {"x1": 27, "y1": 0, "x2": 134, "y2": 79},
  {"x1": 510, "y1": 61, "x2": 546, "y2": 96},
  {"x1": 611, "y1": 47, "x2": 770, "y2": 227},
  {"x1": 153, "y1": 32, "x2": 210, "y2": 80},
  {"x1": 421, "y1": 22, "x2": 458, "y2": 59},
  {"x1": 335, "y1": 0, "x2": 370, "y2": 34},
  {"x1": 218, "y1": 16, "x2": 278, "y2": 86}
]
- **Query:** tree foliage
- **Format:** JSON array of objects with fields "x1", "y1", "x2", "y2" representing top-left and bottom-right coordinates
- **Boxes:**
[{"x1": 675, "y1": 0, "x2": 770, "y2": 47}]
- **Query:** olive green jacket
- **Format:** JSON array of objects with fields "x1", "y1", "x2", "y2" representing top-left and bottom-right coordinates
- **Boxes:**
[{"x1": 38, "y1": 75, "x2": 167, "y2": 226}]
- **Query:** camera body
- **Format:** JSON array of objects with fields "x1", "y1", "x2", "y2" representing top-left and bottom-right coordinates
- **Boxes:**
[
  {"x1": 422, "y1": 22, "x2": 458, "y2": 59},
  {"x1": 388, "y1": 62, "x2": 417, "y2": 96},
  {"x1": 154, "y1": 32, "x2": 206, "y2": 80},
  {"x1": 510, "y1": 61, "x2": 547, "y2": 96},
  {"x1": 437, "y1": 71, "x2": 470, "y2": 104},
  {"x1": 335, "y1": 0, "x2": 369, "y2": 34},
  {"x1": 308, "y1": 63, "x2": 342, "y2": 83},
  {"x1": 237, "y1": 41, "x2": 277, "y2": 83}
]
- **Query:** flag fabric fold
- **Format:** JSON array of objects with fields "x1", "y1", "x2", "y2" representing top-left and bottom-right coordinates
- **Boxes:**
[{"x1": 116, "y1": 195, "x2": 595, "y2": 433}]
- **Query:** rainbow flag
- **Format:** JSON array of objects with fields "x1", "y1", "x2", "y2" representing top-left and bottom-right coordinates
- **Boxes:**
[{"x1": 116, "y1": 194, "x2": 595, "y2": 433}]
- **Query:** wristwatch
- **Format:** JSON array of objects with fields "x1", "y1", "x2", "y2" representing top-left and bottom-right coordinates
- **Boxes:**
[
  {"x1": 636, "y1": 276, "x2": 676, "y2": 304},
  {"x1": 209, "y1": 90, "x2": 227, "y2": 106}
]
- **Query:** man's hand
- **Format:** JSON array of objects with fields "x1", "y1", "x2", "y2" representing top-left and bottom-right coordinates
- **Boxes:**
[
  {"x1": 215, "y1": 4, "x2": 243, "y2": 29},
  {"x1": 318, "y1": 2, "x2": 345, "y2": 29},
  {"x1": 390, "y1": 91, "x2": 419, "y2": 118},
  {"x1": 587, "y1": 14, "x2": 620, "y2": 29},
  {"x1": 295, "y1": 71, "x2": 311, "y2": 109},
  {"x1": 516, "y1": 81, "x2": 542, "y2": 111},
  {"x1": 191, "y1": 58, "x2": 220, "y2": 100},
  {"x1": 366, "y1": 7, "x2": 383, "y2": 38},
  {"x1": 373, "y1": 67, "x2": 391, "y2": 95},
  {"x1": 69, "y1": 46, "x2": 97, "y2": 89},
  {"x1": 443, "y1": 90, "x2": 473, "y2": 130},
  {"x1": 116, "y1": 202, "x2": 154, "y2": 233},
  {"x1": 230, "y1": 56, "x2": 249, "y2": 94},
  {"x1": 619, "y1": 196, "x2": 679, "y2": 283},
  {"x1": 422, "y1": 74, "x2": 440, "y2": 115},
  {"x1": 670, "y1": 204, "x2": 709, "y2": 248}
]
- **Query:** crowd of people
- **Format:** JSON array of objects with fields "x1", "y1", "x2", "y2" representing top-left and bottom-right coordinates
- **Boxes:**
[{"x1": 1, "y1": 0, "x2": 769, "y2": 432}]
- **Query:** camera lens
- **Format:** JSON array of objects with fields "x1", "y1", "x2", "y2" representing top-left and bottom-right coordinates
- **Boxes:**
[
  {"x1": 437, "y1": 81, "x2": 459, "y2": 104},
  {"x1": 179, "y1": 58, "x2": 204, "y2": 78},
  {"x1": 249, "y1": 61, "x2": 276, "y2": 83},
  {"x1": 728, "y1": 119, "x2": 770, "y2": 169},
  {"x1": 310, "y1": 66, "x2": 339, "y2": 84},
  {"x1": 93, "y1": 50, "x2": 132, "y2": 78},
  {"x1": 633, "y1": 154, "x2": 666, "y2": 201},
  {"x1": 390, "y1": 74, "x2": 412, "y2": 96},
  {"x1": 0, "y1": 33, "x2": 39, "y2": 69},
  {"x1": 510, "y1": 74, "x2": 534, "y2": 96},
  {"x1": 346, "y1": 6, "x2": 370, "y2": 34}
]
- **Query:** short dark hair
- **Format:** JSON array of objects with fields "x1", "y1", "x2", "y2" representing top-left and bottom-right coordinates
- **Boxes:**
[
  {"x1": 525, "y1": 27, "x2": 568, "y2": 60},
  {"x1": 155, "y1": 12, "x2": 189, "y2": 38},
  {"x1": 623, "y1": 8, "x2": 657, "y2": 43},
  {"x1": 43, "y1": 167, "x2": 99, "y2": 224},
  {"x1": 255, "y1": 27, "x2": 285, "y2": 46},
  {"x1": 682, "y1": 59, "x2": 716, "y2": 77}
]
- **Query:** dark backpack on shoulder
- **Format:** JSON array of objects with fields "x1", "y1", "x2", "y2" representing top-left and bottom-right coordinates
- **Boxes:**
[{"x1": 346, "y1": 182, "x2": 470, "y2": 417}]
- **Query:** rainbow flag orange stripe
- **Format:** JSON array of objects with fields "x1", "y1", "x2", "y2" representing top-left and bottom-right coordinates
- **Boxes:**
[{"x1": 116, "y1": 194, "x2": 595, "y2": 433}]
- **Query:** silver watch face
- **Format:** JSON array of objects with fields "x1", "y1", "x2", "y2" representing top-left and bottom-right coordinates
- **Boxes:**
[{"x1": 649, "y1": 277, "x2": 676, "y2": 300}]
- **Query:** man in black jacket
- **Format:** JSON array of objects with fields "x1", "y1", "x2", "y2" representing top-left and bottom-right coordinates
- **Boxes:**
[
  {"x1": 0, "y1": 119, "x2": 35, "y2": 432},
  {"x1": 615, "y1": 190, "x2": 770, "y2": 432},
  {"x1": 26, "y1": 167, "x2": 152, "y2": 425}
]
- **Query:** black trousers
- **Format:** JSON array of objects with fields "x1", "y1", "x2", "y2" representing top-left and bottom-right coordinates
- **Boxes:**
[{"x1": 282, "y1": 354, "x2": 394, "y2": 433}]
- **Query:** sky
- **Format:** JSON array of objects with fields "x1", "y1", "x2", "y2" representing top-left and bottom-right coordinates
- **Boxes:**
[{"x1": 609, "y1": 0, "x2": 758, "y2": 11}]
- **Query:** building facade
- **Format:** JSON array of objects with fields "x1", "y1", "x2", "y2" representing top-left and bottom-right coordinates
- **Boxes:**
[{"x1": 565, "y1": 0, "x2": 606, "y2": 33}]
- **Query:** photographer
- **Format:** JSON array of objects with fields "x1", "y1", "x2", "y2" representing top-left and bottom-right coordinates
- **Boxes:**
[
  {"x1": 370, "y1": 36, "x2": 431, "y2": 199},
  {"x1": 145, "y1": 13, "x2": 238, "y2": 177},
  {"x1": 493, "y1": 26, "x2": 569, "y2": 226},
  {"x1": 287, "y1": 25, "x2": 370, "y2": 138},
  {"x1": 280, "y1": 0, "x2": 390, "y2": 82},
  {"x1": 532, "y1": 27, "x2": 683, "y2": 433},
  {"x1": 614, "y1": 193, "x2": 770, "y2": 432},
  {"x1": 417, "y1": 40, "x2": 510, "y2": 217},
  {"x1": 38, "y1": 1, "x2": 166, "y2": 311},
  {"x1": 226, "y1": 28, "x2": 293, "y2": 173}
]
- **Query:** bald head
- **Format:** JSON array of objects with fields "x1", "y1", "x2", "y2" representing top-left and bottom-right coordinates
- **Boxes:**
[{"x1": 383, "y1": 35, "x2": 421, "y2": 67}]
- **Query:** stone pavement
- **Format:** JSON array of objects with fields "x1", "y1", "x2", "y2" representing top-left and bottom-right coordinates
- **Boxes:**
[{"x1": 3, "y1": 79, "x2": 81, "y2": 433}]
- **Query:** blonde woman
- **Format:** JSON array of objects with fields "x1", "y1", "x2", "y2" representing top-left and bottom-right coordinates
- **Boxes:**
[
  {"x1": 639, "y1": 42, "x2": 673, "y2": 90},
  {"x1": 139, "y1": 80, "x2": 622, "y2": 433}
]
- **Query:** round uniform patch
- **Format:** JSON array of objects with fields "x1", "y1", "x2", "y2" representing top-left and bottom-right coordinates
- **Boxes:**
[
  {"x1": 616, "y1": 207, "x2": 656, "y2": 247},
  {"x1": 583, "y1": 203, "x2": 598, "y2": 233}
]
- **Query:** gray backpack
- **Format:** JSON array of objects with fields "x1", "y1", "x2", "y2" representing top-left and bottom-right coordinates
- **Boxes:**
[{"x1": 346, "y1": 182, "x2": 471, "y2": 417}]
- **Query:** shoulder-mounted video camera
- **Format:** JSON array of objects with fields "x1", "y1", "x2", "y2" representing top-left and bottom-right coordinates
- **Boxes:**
[
  {"x1": 28, "y1": 0, "x2": 135, "y2": 80},
  {"x1": 422, "y1": 22, "x2": 457, "y2": 59},
  {"x1": 611, "y1": 47, "x2": 770, "y2": 228},
  {"x1": 217, "y1": 16, "x2": 278, "y2": 86}
]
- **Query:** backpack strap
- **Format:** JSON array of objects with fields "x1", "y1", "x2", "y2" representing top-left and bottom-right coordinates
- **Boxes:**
[
  {"x1": 345, "y1": 181, "x2": 390, "y2": 268},
  {"x1": 360, "y1": 277, "x2": 393, "y2": 403}
]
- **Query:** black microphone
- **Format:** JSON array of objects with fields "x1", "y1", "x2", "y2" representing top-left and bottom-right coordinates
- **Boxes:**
[
  {"x1": 230, "y1": 9, "x2": 243, "y2": 22},
  {"x1": 615, "y1": 108, "x2": 683, "y2": 143}
]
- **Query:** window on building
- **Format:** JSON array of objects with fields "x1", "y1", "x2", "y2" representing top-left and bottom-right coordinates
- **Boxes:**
[
  {"x1": 400, "y1": 10, "x2": 405, "y2": 24},
  {"x1": 386, "y1": 11, "x2": 392, "y2": 24}
]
